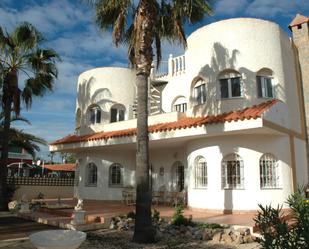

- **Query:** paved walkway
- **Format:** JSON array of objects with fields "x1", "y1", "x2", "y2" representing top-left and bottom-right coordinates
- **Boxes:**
[
  {"x1": 0, "y1": 216, "x2": 57, "y2": 241},
  {"x1": 26, "y1": 199, "x2": 257, "y2": 227}
]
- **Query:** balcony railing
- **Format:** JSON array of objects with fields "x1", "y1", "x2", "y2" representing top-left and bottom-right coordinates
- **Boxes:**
[{"x1": 152, "y1": 54, "x2": 186, "y2": 79}]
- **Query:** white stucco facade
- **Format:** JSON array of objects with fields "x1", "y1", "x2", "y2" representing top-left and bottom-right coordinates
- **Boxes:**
[{"x1": 51, "y1": 17, "x2": 309, "y2": 213}]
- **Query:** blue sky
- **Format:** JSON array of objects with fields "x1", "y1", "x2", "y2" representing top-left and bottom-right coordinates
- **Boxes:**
[{"x1": 0, "y1": 0, "x2": 308, "y2": 161}]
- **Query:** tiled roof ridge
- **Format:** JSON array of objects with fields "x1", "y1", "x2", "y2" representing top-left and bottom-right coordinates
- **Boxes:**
[
  {"x1": 50, "y1": 99, "x2": 278, "y2": 145},
  {"x1": 289, "y1": 13, "x2": 309, "y2": 28}
]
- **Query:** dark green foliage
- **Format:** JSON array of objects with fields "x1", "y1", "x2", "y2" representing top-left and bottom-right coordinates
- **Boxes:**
[
  {"x1": 171, "y1": 205, "x2": 194, "y2": 226},
  {"x1": 127, "y1": 211, "x2": 136, "y2": 219},
  {"x1": 197, "y1": 223, "x2": 224, "y2": 229},
  {"x1": 152, "y1": 209, "x2": 160, "y2": 224},
  {"x1": 254, "y1": 187, "x2": 309, "y2": 249}
]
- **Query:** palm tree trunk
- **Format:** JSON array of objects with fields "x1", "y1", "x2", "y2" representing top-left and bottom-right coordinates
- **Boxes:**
[
  {"x1": 133, "y1": 0, "x2": 157, "y2": 243},
  {"x1": 0, "y1": 85, "x2": 12, "y2": 211},
  {"x1": 133, "y1": 72, "x2": 155, "y2": 243}
]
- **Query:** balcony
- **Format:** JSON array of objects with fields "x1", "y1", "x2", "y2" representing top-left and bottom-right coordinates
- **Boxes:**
[{"x1": 151, "y1": 54, "x2": 186, "y2": 81}]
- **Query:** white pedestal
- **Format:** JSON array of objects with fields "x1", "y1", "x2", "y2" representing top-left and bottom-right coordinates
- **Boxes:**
[{"x1": 71, "y1": 211, "x2": 86, "y2": 225}]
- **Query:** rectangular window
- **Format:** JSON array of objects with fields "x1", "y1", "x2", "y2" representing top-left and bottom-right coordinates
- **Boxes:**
[
  {"x1": 257, "y1": 76, "x2": 273, "y2": 98},
  {"x1": 195, "y1": 161, "x2": 207, "y2": 188},
  {"x1": 174, "y1": 103, "x2": 187, "y2": 112},
  {"x1": 90, "y1": 109, "x2": 95, "y2": 124},
  {"x1": 220, "y1": 79, "x2": 229, "y2": 98},
  {"x1": 119, "y1": 109, "x2": 125, "y2": 121},
  {"x1": 110, "y1": 108, "x2": 118, "y2": 123},
  {"x1": 195, "y1": 84, "x2": 206, "y2": 105},
  {"x1": 222, "y1": 159, "x2": 244, "y2": 189},
  {"x1": 231, "y1": 77, "x2": 241, "y2": 97}
]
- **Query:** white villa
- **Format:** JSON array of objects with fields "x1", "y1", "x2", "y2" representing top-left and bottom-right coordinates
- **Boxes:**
[{"x1": 50, "y1": 15, "x2": 309, "y2": 213}]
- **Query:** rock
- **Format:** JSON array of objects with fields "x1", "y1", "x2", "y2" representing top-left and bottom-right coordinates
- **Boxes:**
[
  {"x1": 234, "y1": 235, "x2": 244, "y2": 244},
  {"x1": 224, "y1": 228, "x2": 232, "y2": 235},
  {"x1": 221, "y1": 233, "x2": 233, "y2": 244},
  {"x1": 212, "y1": 231, "x2": 222, "y2": 242},
  {"x1": 8, "y1": 201, "x2": 20, "y2": 212},
  {"x1": 179, "y1": 225, "x2": 187, "y2": 233},
  {"x1": 117, "y1": 221, "x2": 124, "y2": 230},
  {"x1": 237, "y1": 227, "x2": 250, "y2": 236},
  {"x1": 243, "y1": 235, "x2": 254, "y2": 243},
  {"x1": 230, "y1": 233, "x2": 238, "y2": 242},
  {"x1": 202, "y1": 231, "x2": 212, "y2": 241},
  {"x1": 185, "y1": 231, "x2": 192, "y2": 238}
]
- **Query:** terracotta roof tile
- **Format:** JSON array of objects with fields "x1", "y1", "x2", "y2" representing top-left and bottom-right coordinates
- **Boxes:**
[
  {"x1": 289, "y1": 13, "x2": 309, "y2": 28},
  {"x1": 44, "y1": 163, "x2": 76, "y2": 171},
  {"x1": 51, "y1": 99, "x2": 278, "y2": 146}
]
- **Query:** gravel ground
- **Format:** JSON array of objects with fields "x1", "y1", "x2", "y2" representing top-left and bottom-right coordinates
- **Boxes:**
[{"x1": 0, "y1": 229, "x2": 261, "y2": 249}]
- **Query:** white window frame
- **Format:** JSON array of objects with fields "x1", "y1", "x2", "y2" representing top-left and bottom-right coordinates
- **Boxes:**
[
  {"x1": 109, "y1": 163, "x2": 123, "y2": 187},
  {"x1": 221, "y1": 153, "x2": 244, "y2": 189},
  {"x1": 89, "y1": 105, "x2": 101, "y2": 125},
  {"x1": 194, "y1": 80, "x2": 207, "y2": 105},
  {"x1": 218, "y1": 71, "x2": 243, "y2": 99},
  {"x1": 257, "y1": 76, "x2": 274, "y2": 99},
  {"x1": 85, "y1": 163, "x2": 97, "y2": 187},
  {"x1": 260, "y1": 153, "x2": 280, "y2": 189},
  {"x1": 173, "y1": 96, "x2": 187, "y2": 112},
  {"x1": 110, "y1": 105, "x2": 126, "y2": 123},
  {"x1": 194, "y1": 156, "x2": 207, "y2": 189}
]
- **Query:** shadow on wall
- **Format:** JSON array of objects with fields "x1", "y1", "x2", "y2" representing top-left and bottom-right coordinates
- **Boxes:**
[
  {"x1": 77, "y1": 76, "x2": 117, "y2": 133},
  {"x1": 189, "y1": 42, "x2": 278, "y2": 118}
]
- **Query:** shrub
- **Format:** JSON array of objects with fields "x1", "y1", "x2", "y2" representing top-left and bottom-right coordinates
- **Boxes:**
[
  {"x1": 198, "y1": 223, "x2": 224, "y2": 229},
  {"x1": 152, "y1": 209, "x2": 160, "y2": 223},
  {"x1": 126, "y1": 211, "x2": 136, "y2": 219},
  {"x1": 171, "y1": 205, "x2": 194, "y2": 226},
  {"x1": 254, "y1": 187, "x2": 309, "y2": 249}
]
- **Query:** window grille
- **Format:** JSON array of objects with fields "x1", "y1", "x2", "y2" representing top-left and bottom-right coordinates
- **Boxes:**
[
  {"x1": 222, "y1": 154, "x2": 244, "y2": 189},
  {"x1": 219, "y1": 77, "x2": 242, "y2": 98},
  {"x1": 174, "y1": 103, "x2": 187, "y2": 112},
  {"x1": 109, "y1": 163, "x2": 123, "y2": 187},
  {"x1": 260, "y1": 153, "x2": 279, "y2": 188},
  {"x1": 89, "y1": 106, "x2": 101, "y2": 124},
  {"x1": 195, "y1": 156, "x2": 207, "y2": 188},
  {"x1": 172, "y1": 161, "x2": 185, "y2": 191}
]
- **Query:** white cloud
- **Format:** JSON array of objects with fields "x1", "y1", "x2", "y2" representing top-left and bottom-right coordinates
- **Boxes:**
[
  {"x1": 245, "y1": 0, "x2": 298, "y2": 18},
  {"x1": 0, "y1": 0, "x2": 90, "y2": 33},
  {"x1": 214, "y1": 0, "x2": 249, "y2": 16}
]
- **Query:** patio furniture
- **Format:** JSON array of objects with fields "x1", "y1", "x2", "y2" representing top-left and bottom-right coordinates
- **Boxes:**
[
  {"x1": 152, "y1": 185, "x2": 166, "y2": 205},
  {"x1": 29, "y1": 229, "x2": 86, "y2": 249},
  {"x1": 122, "y1": 186, "x2": 136, "y2": 205},
  {"x1": 165, "y1": 190, "x2": 187, "y2": 206}
]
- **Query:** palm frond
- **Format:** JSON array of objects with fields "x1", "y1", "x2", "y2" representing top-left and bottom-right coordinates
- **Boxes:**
[{"x1": 11, "y1": 22, "x2": 43, "y2": 50}]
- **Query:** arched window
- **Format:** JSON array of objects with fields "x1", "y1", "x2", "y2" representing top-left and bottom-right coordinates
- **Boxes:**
[
  {"x1": 222, "y1": 153, "x2": 244, "y2": 189},
  {"x1": 257, "y1": 68, "x2": 274, "y2": 98},
  {"x1": 218, "y1": 70, "x2": 242, "y2": 99},
  {"x1": 76, "y1": 108, "x2": 81, "y2": 128},
  {"x1": 110, "y1": 104, "x2": 125, "y2": 123},
  {"x1": 260, "y1": 153, "x2": 279, "y2": 188},
  {"x1": 88, "y1": 105, "x2": 101, "y2": 124},
  {"x1": 86, "y1": 163, "x2": 97, "y2": 186},
  {"x1": 194, "y1": 156, "x2": 207, "y2": 188},
  {"x1": 193, "y1": 79, "x2": 206, "y2": 105},
  {"x1": 172, "y1": 161, "x2": 185, "y2": 191},
  {"x1": 109, "y1": 163, "x2": 123, "y2": 187},
  {"x1": 172, "y1": 96, "x2": 187, "y2": 112}
]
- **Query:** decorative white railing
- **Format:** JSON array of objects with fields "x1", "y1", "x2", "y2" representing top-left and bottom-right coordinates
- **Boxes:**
[{"x1": 152, "y1": 54, "x2": 186, "y2": 79}]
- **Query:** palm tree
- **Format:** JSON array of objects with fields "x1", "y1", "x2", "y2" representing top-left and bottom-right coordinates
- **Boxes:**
[
  {"x1": 91, "y1": 0, "x2": 212, "y2": 243},
  {"x1": 0, "y1": 22, "x2": 59, "y2": 210},
  {"x1": 0, "y1": 113, "x2": 47, "y2": 158}
]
